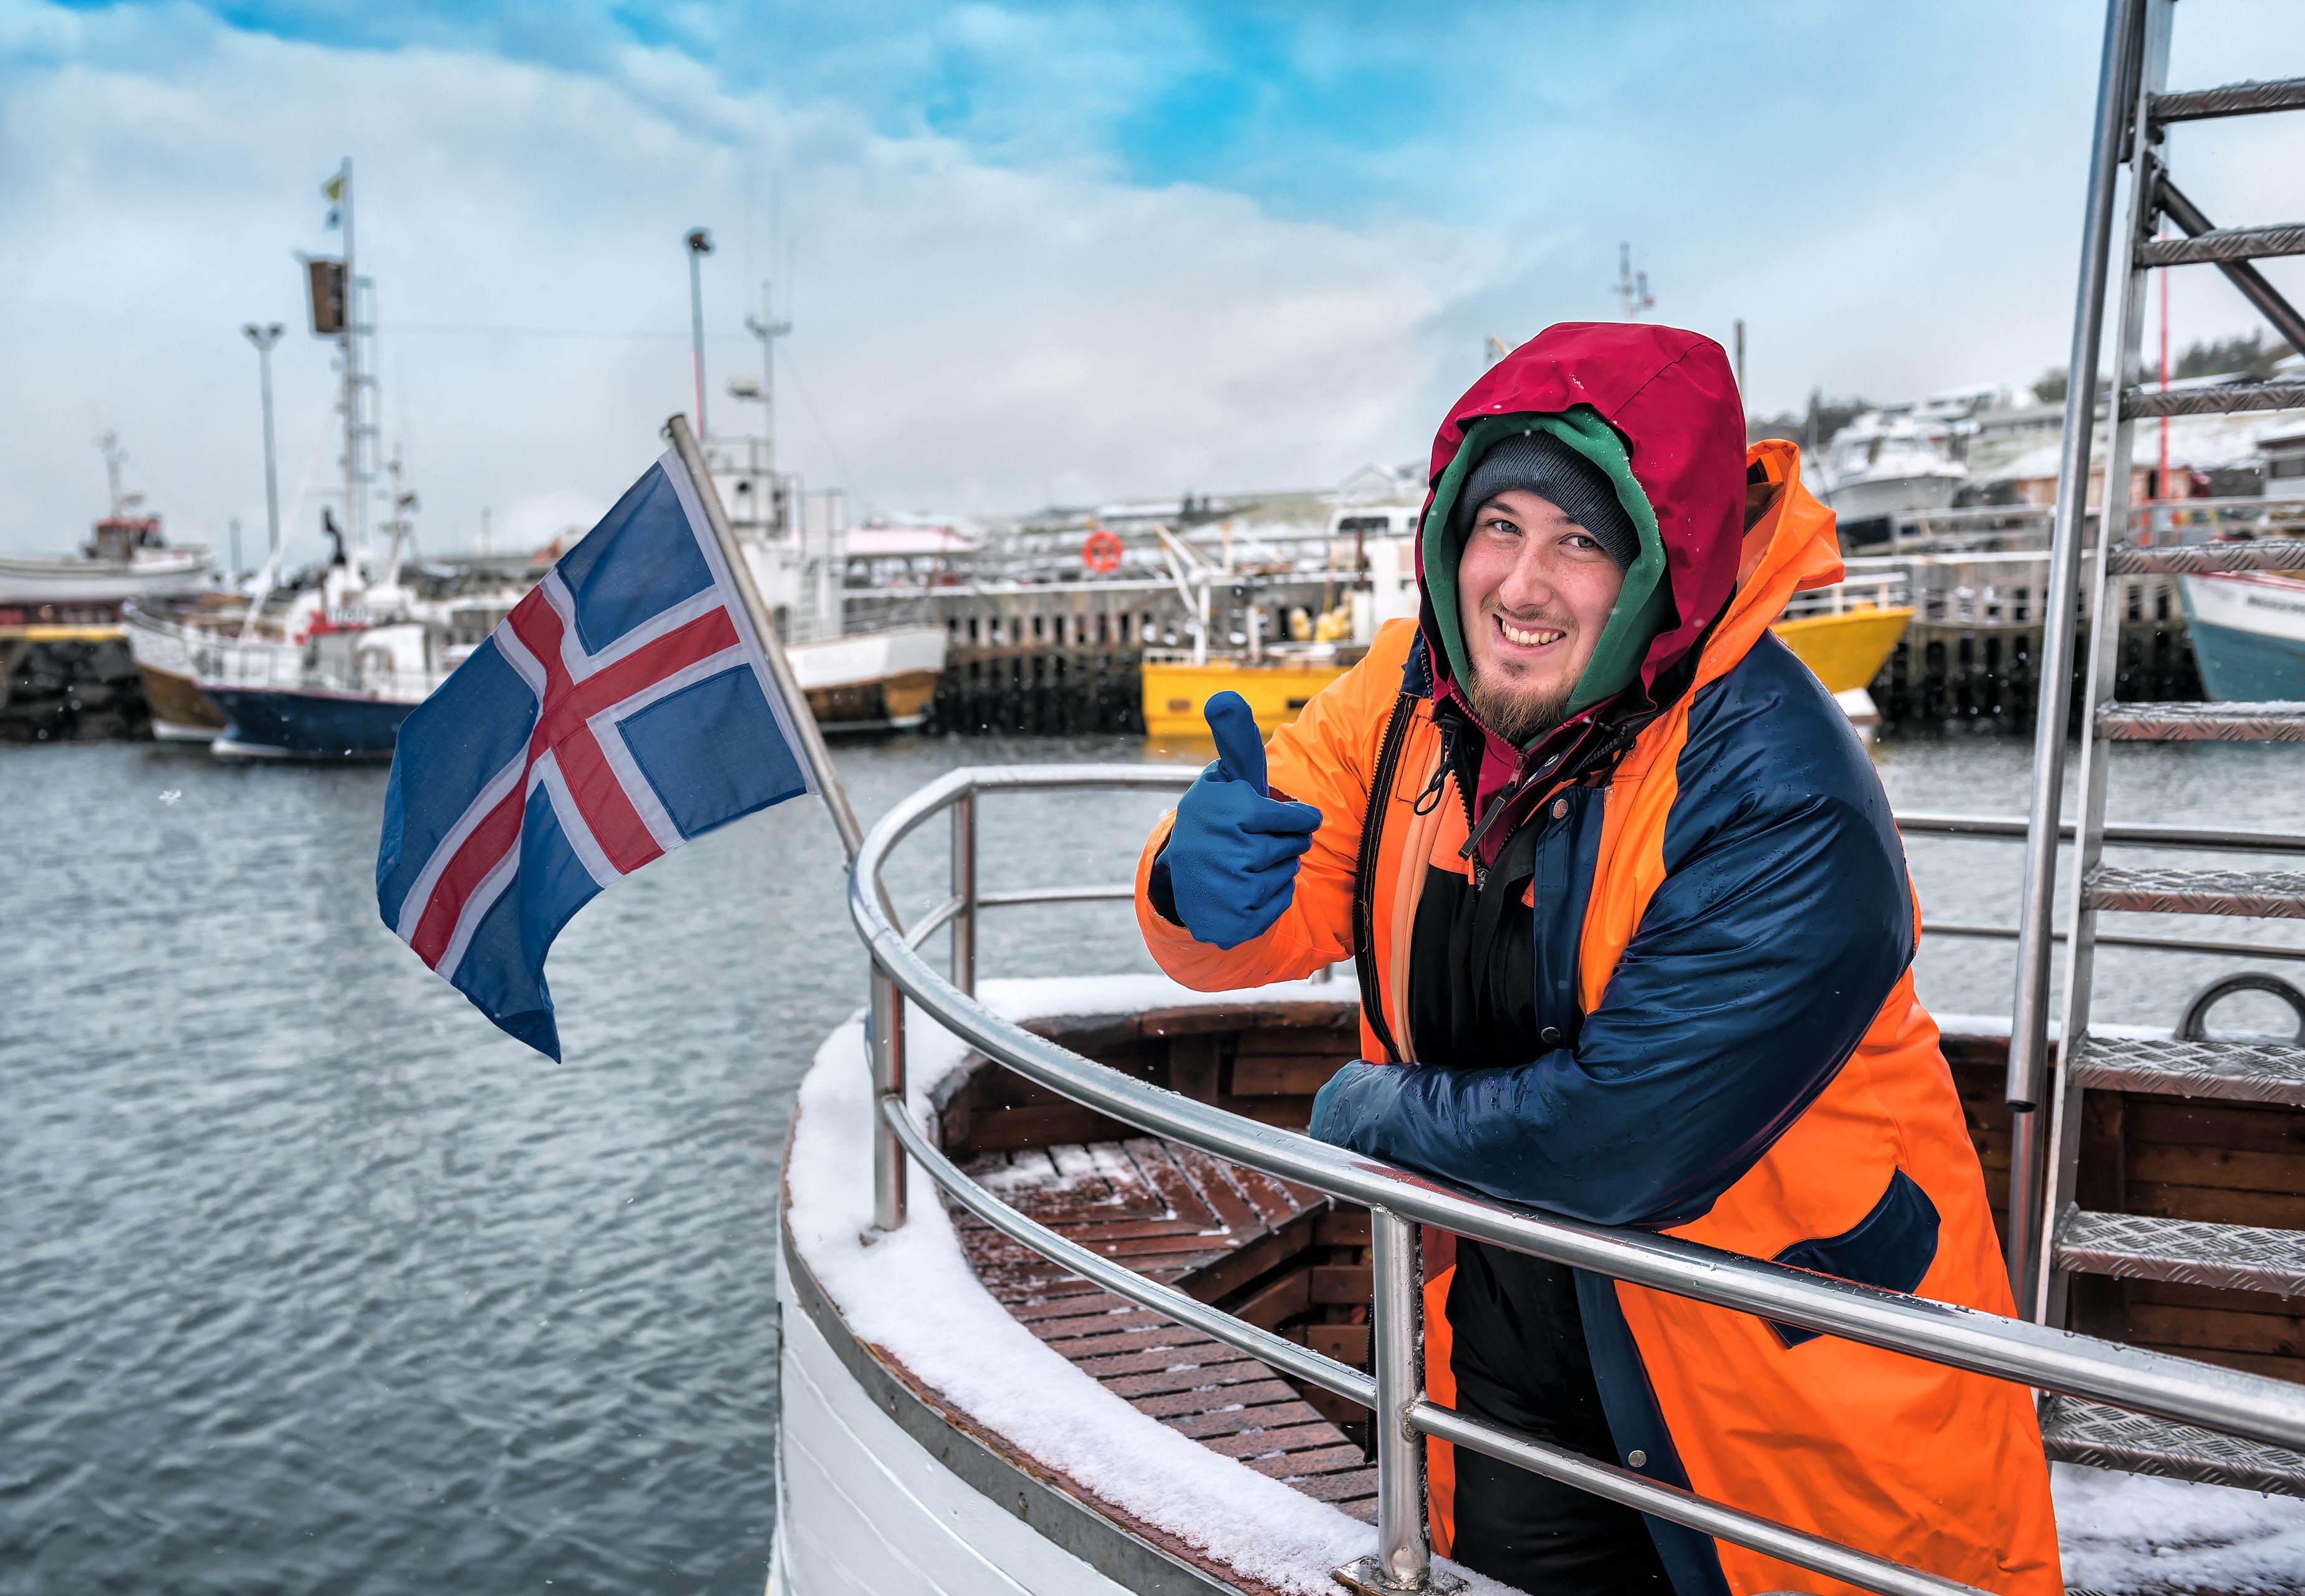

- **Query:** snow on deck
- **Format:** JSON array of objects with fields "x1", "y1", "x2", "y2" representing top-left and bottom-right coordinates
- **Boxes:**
[
  {"x1": 783, "y1": 974, "x2": 1517, "y2": 1595},
  {"x1": 784, "y1": 976, "x2": 2304, "y2": 1594},
  {"x1": 2056, "y1": 1463, "x2": 2305, "y2": 1592}
]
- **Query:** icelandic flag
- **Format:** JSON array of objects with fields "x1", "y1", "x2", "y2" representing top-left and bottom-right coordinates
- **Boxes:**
[{"x1": 376, "y1": 449, "x2": 816, "y2": 1059}]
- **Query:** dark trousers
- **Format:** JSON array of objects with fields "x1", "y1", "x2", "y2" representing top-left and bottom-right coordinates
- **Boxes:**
[{"x1": 1444, "y1": 1238, "x2": 1676, "y2": 1595}]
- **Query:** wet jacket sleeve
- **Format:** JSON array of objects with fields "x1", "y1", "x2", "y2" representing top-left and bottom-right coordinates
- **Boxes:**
[
  {"x1": 1134, "y1": 620, "x2": 1417, "y2": 991},
  {"x1": 1308, "y1": 774, "x2": 1915, "y2": 1229}
]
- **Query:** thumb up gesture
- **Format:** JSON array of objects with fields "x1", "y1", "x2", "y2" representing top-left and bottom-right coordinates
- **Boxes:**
[{"x1": 1164, "y1": 693, "x2": 1323, "y2": 949}]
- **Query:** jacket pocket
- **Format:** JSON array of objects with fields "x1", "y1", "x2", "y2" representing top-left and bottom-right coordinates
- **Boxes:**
[{"x1": 1766, "y1": 1169, "x2": 1940, "y2": 1348}]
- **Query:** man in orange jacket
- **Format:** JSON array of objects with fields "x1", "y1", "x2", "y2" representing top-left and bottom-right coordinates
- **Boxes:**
[{"x1": 1134, "y1": 323, "x2": 2059, "y2": 1596}]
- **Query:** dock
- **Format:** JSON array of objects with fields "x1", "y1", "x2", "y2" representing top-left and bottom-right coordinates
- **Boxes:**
[{"x1": 0, "y1": 622, "x2": 143, "y2": 743}]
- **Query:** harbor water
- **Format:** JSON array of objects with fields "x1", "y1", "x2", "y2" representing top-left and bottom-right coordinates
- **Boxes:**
[{"x1": 7, "y1": 730, "x2": 2305, "y2": 1595}]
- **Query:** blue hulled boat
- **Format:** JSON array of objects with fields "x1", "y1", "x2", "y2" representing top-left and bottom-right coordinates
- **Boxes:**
[{"x1": 2179, "y1": 569, "x2": 2305, "y2": 699}]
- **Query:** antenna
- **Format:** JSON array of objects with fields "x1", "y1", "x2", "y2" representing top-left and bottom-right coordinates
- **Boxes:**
[
  {"x1": 1483, "y1": 335, "x2": 1513, "y2": 367},
  {"x1": 1615, "y1": 243, "x2": 1655, "y2": 320},
  {"x1": 97, "y1": 430, "x2": 127, "y2": 517}
]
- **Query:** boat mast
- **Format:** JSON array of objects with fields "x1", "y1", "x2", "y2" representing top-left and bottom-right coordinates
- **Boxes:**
[
  {"x1": 756, "y1": 280, "x2": 802, "y2": 535},
  {"x1": 98, "y1": 430, "x2": 127, "y2": 517},
  {"x1": 331, "y1": 158, "x2": 379, "y2": 574}
]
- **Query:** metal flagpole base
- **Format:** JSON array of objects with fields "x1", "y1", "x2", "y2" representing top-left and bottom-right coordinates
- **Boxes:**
[{"x1": 1331, "y1": 1555, "x2": 1464, "y2": 1594}]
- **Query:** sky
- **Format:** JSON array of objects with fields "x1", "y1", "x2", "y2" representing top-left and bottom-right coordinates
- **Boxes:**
[{"x1": 3, "y1": 0, "x2": 2303, "y2": 562}]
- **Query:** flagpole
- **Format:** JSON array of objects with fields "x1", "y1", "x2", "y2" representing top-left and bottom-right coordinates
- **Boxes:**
[{"x1": 666, "y1": 413, "x2": 865, "y2": 863}]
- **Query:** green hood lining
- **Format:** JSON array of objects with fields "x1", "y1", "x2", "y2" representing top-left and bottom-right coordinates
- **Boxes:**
[{"x1": 1422, "y1": 407, "x2": 1674, "y2": 736}]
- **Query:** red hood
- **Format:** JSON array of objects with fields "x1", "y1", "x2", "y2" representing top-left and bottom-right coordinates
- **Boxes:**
[{"x1": 1418, "y1": 321, "x2": 1746, "y2": 693}]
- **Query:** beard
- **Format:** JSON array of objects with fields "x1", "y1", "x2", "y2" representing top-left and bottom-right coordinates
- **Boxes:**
[{"x1": 1464, "y1": 670, "x2": 1576, "y2": 746}]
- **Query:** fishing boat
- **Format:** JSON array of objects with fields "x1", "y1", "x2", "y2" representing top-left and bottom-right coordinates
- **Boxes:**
[
  {"x1": 0, "y1": 436, "x2": 212, "y2": 618},
  {"x1": 1816, "y1": 407, "x2": 1969, "y2": 548},
  {"x1": 191, "y1": 568, "x2": 521, "y2": 759},
  {"x1": 703, "y1": 317, "x2": 949, "y2": 737},
  {"x1": 0, "y1": 524, "x2": 211, "y2": 611},
  {"x1": 1140, "y1": 568, "x2": 1912, "y2": 743},
  {"x1": 786, "y1": 623, "x2": 948, "y2": 731},
  {"x1": 120, "y1": 594, "x2": 234, "y2": 741},
  {"x1": 2178, "y1": 567, "x2": 2305, "y2": 701}
]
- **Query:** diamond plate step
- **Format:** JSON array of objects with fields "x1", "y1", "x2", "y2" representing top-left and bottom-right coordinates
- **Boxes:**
[
  {"x1": 2150, "y1": 76, "x2": 2305, "y2": 124},
  {"x1": 2039, "y1": 1395, "x2": 2305, "y2": 1497},
  {"x1": 2122, "y1": 380, "x2": 2305, "y2": 418},
  {"x1": 2097, "y1": 700, "x2": 2305, "y2": 741},
  {"x1": 2108, "y1": 539, "x2": 2305, "y2": 575},
  {"x1": 2068, "y1": 1033, "x2": 2305, "y2": 1106},
  {"x1": 2056, "y1": 1207, "x2": 2305, "y2": 1296},
  {"x1": 2083, "y1": 863, "x2": 2305, "y2": 919},
  {"x1": 2138, "y1": 223, "x2": 2305, "y2": 267}
]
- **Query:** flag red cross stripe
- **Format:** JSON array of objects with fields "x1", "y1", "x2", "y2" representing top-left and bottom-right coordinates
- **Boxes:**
[{"x1": 405, "y1": 582, "x2": 739, "y2": 971}]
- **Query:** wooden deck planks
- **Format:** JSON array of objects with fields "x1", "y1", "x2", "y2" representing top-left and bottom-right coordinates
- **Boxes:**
[{"x1": 946, "y1": 1135, "x2": 1380, "y2": 1526}]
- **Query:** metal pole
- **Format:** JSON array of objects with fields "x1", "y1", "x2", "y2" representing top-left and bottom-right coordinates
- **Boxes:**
[
  {"x1": 685, "y1": 228, "x2": 714, "y2": 439},
  {"x1": 2004, "y1": 0, "x2": 2144, "y2": 1294},
  {"x1": 950, "y1": 791, "x2": 977, "y2": 997},
  {"x1": 1370, "y1": 1208, "x2": 1432, "y2": 1591},
  {"x1": 242, "y1": 322, "x2": 285, "y2": 568},
  {"x1": 870, "y1": 961, "x2": 908, "y2": 1233},
  {"x1": 665, "y1": 412, "x2": 865, "y2": 862},
  {"x1": 337, "y1": 158, "x2": 361, "y2": 562},
  {"x1": 2031, "y1": 0, "x2": 2173, "y2": 1329}
]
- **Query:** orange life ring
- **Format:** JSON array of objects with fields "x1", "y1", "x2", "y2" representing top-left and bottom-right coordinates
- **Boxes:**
[{"x1": 1082, "y1": 529, "x2": 1124, "y2": 574}]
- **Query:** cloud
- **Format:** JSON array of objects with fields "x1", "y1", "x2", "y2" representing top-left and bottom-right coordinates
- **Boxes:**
[
  {"x1": 0, "y1": 1, "x2": 1493, "y2": 559},
  {"x1": 2, "y1": 0, "x2": 2301, "y2": 562}
]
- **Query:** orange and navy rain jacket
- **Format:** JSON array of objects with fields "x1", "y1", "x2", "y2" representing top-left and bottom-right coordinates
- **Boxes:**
[{"x1": 1133, "y1": 324, "x2": 2061, "y2": 1596}]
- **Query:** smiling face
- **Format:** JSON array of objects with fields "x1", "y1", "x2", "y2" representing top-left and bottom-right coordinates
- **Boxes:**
[{"x1": 1455, "y1": 488, "x2": 1627, "y2": 743}]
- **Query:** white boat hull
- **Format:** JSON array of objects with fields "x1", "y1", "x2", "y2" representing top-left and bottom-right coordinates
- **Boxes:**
[
  {"x1": 0, "y1": 550, "x2": 213, "y2": 605},
  {"x1": 773, "y1": 1256, "x2": 1133, "y2": 1596},
  {"x1": 2178, "y1": 572, "x2": 2305, "y2": 701},
  {"x1": 122, "y1": 603, "x2": 228, "y2": 742},
  {"x1": 785, "y1": 623, "x2": 946, "y2": 692},
  {"x1": 1819, "y1": 471, "x2": 1965, "y2": 524},
  {"x1": 785, "y1": 623, "x2": 947, "y2": 732}
]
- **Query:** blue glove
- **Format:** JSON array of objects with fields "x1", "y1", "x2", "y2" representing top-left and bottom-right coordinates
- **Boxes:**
[{"x1": 1158, "y1": 692, "x2": 1322, "y2": 949}]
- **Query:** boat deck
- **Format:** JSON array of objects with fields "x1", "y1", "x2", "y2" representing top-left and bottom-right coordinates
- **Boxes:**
[{"x1": 947, "y1": 1136, "x2": 1381, "y2": 1522}]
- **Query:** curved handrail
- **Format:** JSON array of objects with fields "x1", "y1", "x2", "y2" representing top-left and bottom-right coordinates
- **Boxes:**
[
  {"x1": 845, "y1": 763, "x2": 2305, "y2": 1595},
  {"x1": 851, "y1": 766, "x2": 2305, "y2": 1449}
]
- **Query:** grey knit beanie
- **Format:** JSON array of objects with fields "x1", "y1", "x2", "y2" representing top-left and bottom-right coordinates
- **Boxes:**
[{"x1": 1453, "y1": 431, "x2": 1640, "y2": 570}]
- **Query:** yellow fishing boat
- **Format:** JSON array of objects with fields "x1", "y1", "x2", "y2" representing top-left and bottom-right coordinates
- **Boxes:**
[
  {"x1": 1140, "y1": 573, "x2": 1912, "y2": 741},
  {"x1": 1770, "y1": 571, "x2": 1914, "y2": 695}
]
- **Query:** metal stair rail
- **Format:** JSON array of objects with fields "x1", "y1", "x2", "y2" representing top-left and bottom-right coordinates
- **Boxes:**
[
  {"x1": 849, "y1": 765, "x2": 2305, "y2": 1596},
  {"x1": 2004, "y1": 0, "x2": 2305, "y2": 1499}
]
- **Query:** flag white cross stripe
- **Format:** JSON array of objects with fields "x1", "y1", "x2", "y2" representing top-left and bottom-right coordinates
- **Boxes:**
[{"x1": 389, "y1": 450, "x2": 808, "y2": 978}]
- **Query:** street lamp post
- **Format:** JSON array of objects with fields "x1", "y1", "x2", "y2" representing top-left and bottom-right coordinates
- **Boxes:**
[
  {"x1": 241, "y1": 321, "x2": 286, "y2": 577},
  {"x1": 685, "y1": 227, "x2": 715, "y2": 439}
]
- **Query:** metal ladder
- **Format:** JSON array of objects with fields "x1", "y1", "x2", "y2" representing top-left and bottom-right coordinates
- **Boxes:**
[{"x1": 2005, "y1": 0, "x2": 2305, "y2": 1496}]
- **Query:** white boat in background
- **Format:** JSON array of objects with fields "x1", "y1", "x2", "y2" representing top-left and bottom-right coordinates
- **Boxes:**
[
  {"x1": 786, "y1": 623, "x2": 946, "y2": 731},
  {"x1": 2178, "y1": 567, "x2": 2305, "y2": 701},
  {"x1": 703, "y1": 429, "x2": 948, "y2": 734},
  {"x1": 1817, "y1": 407, "x2": 1968, "y2": 543},
  {"x1": 1, "y1": 436, "x2": 213, "y2": 614},
  {"x1": 0, "y1": 530, "x2": 213, "y2": 608},
  {"x1": 122, "y1": 597, "x2": 233, "y2": 741}
]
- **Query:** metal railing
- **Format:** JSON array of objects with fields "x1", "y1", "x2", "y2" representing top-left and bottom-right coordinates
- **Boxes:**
[
  {"x1": 848, "y1": 764, "x2": 2305, "y2": 1596},
  {"x1": 1778, "y1": 568, "x2": 1910, "y2": 618},
  {"x1": 188, "y1": 635, "x2": 450, "y2": 700}
]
